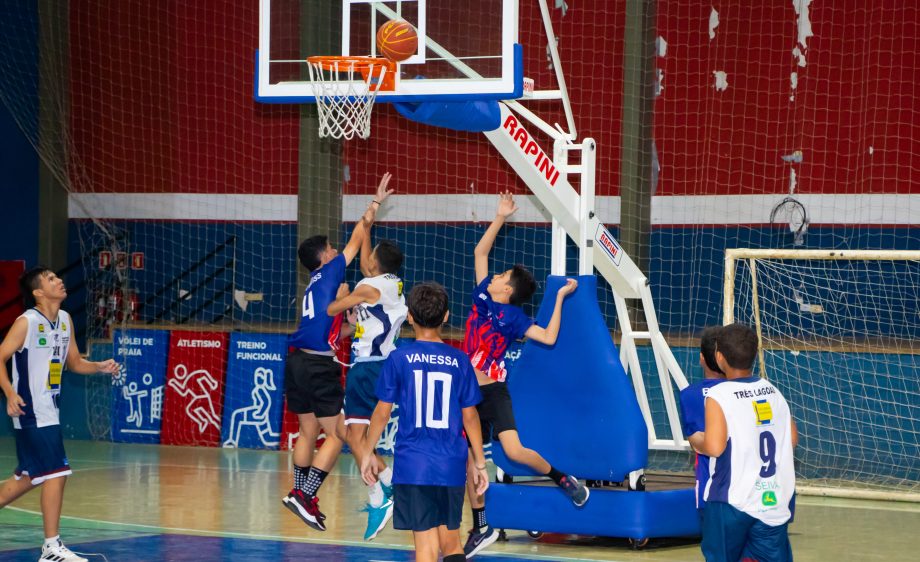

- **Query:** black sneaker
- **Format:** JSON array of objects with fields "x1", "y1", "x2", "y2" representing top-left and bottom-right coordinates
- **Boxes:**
[
  {"x1": 464, "y1": 526, "x2": 499, "y2": 558},
  {"x1": 559, "y1": 474, "x2": 590, "y2": 507},
  {"x1": 282, "y1": 489, "x2": 327, "y2": 530}
]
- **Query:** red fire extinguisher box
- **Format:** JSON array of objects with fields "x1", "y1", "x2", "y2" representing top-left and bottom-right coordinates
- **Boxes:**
[{"x1": 161, "y1": 331, "x2": 229, "y2": 447}]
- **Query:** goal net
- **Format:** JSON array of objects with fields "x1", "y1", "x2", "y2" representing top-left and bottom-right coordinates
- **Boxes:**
[{"x1": 725, "y1": 249, "x2": 920, "y2": 499}]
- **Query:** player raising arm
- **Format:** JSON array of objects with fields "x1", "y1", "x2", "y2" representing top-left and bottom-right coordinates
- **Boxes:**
[
  {"x1": 462, "y1": 191, "x2": 584, "y2": 558},
  {"x1": 281, "y1": 172, "x2": 393, "y2": 531}
]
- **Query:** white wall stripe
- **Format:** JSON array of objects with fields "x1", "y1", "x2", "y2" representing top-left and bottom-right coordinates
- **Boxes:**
[{"x1": 69, "y1": 193, "x2": 920, "y2": 225}]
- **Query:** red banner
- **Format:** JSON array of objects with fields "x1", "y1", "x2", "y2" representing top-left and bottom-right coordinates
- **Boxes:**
[
  {"x1": 162, "y1": 331, "x2": 229, "y2": 447},
  {"x1": 0, "y1": 261, "x2": 25, "y2": 337}
]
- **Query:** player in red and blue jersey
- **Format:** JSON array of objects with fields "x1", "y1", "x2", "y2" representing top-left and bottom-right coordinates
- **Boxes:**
[
  {"x1": 360, "y1": 282, "x2": 488, "y2": 562},
  {"x1": 461, "y1": 191, "x2": 586, "y2": 558},
  {"x1": 281, "y1": 172, "x2": 393, "y2": 531},
  {"x1": 678, "y1": 326, "x2": 726, "y2": 513}
]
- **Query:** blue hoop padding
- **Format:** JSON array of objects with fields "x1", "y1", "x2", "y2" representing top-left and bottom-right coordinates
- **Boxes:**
[
  {"x1": 392, "y1": 99, "x2": 501, "y2": 132},
  {"x1": 486, "y1": 483, "x2": 701, "y2": 539},
  {"x1": 490, "y1": 275, "x2": 648, "y2": 480}
]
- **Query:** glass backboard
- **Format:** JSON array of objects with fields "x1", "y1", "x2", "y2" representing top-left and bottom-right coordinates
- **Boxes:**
[{"x1": 256, "y1": 0, "x2": 521, "y2": 103}]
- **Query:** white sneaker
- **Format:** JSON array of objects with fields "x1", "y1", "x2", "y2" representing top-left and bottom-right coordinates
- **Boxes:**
[{"x1": 39, "y1": 540, "x2": 88, "y2": 562}]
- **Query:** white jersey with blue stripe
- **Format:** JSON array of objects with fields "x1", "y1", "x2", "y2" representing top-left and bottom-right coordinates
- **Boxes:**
[
  {"x1": 704, "y1": 376, "x2": 796, "y2": 526},
  {"x1": 351, "y1": 274, "x2": 407, "y2": 362},
  {"x1": 12, "y1": 309, "x2": 72, "y2": 429}
]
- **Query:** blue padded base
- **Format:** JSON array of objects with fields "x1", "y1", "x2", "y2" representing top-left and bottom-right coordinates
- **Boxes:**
[{"x1": 485, "y1": 483, "x2": 701, "y2": 539}]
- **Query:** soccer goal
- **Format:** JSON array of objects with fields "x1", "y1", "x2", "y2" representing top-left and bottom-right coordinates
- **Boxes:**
[{"x1": 724, "y1": 249, "x2": 920, "y2": 501}]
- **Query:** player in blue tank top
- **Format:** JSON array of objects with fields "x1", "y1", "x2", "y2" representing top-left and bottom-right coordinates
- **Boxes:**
[
  {"x1": 281, "y1": 173, "x2": 395, "y2": 532},
  {"x1": 678, "y1": 326, "x2": 725, "y2": 512},
  {"x1": 360, "y1": 283, "x2": 488, "y2": 562}
]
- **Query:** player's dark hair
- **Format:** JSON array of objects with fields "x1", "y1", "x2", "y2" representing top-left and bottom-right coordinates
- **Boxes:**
[
  {"x1": 700, "y1": 326, "x2": 725, "y2": 375},
  {"x1": 374, "y1": 240, "x2": 403, "y2": 274},
  {"x1": 407, "y1": 282, "x2": 449, "y2": 328},
  {"x1": 716, "y1": 323, "x2": 759, "y2": 371},
  {"x1": 508, "y1": 264, "x2": 536, "y2": 306},
  {"x1": 19, "y1": 265, "x2": 51, "y2": 307},
  {"x1": 298, "y1": 235, "x2": 328, "y2": 272}
]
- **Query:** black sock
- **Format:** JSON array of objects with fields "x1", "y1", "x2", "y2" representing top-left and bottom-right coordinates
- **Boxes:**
[
  {"x1": 473, "y1": 507, "x2": 488, "y2": 530},
  {"x1": 547, "y1": 466, "x2": 566, "y2": 486},
  {"x1": 293, "y1": 464, "x2": 311, "y2": 492},
  {"x1": 444, "y1": 554, "x2": 466, "y2": 562},
  {"x1": 304, "y1": 466, "x2": 329, "y2": 498}
]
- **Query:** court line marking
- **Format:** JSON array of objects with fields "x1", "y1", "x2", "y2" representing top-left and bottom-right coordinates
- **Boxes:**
[{"x1": 5, "y1": 506, "x2": 627, "y2": 562}]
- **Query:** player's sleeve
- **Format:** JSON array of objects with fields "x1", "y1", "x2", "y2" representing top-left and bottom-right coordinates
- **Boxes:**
[
  {"x1": 470, "y1": 278, "x2": 491, "y2": 313},
  {"x1": 678, "y1": 386, "x2": 702, "y2": 437},
  {"x1": 328, "y1": 254, "x2": 347, "y2": 284},
  {"x1": 375, "y1": 354, "x2": 400, "y2": 404},
  {"x1": 456, "y1": 355, "x2": 482, "y2": 408},
  {"x1": 502, "y1": 306, "x2": 534, "y2": 341}
]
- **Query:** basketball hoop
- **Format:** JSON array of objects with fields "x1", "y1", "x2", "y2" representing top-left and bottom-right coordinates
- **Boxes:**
[{"x1": 306, "y1": 56, "x2": 395, "y2": 140}]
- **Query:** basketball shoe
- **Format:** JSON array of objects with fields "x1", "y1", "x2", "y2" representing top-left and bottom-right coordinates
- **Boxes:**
[
  {"x1": 39, "y1": 539, "x2": 87, "y2": 562},
  {"x1": 362, "y1": 496, "x2": 394, "y2": 541},
  {"x1": 559, "y1": 474, "x2": 590, "y2": 507},
  {"x1": 463, "y1": 525, "x2": 499, "y2": 558},
  {"x1": 282, "y1": 489, "x2": 327, "y2": 531}
]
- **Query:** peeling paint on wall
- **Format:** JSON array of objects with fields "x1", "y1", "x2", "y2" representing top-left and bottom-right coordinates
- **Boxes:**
[
  {"x1": 713, "y1": 70, "x2": 728, "y2": 91},
  {"x1": 792, "y1": 0, "x2": 813, "y2": 67},
  {"x1": 657, "y1": 36, "x2": 668, "y2": 57},
  {"x1": 709, "y1": 7, "x2": 720, "y2": 40}
]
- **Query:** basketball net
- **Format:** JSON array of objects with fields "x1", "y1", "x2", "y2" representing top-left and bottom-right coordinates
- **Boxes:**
[{"x1": 306, "y1": 56, "x2": 395, "y2": 140}]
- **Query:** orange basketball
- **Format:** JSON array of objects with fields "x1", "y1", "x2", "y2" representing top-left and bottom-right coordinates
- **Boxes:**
[{"x1": 376, "y1": 19, "x2": 418, "y2": 63}]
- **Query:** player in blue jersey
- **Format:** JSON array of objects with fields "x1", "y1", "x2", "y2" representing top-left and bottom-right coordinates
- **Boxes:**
[
  {"x1": 678, "y1": 326, "x2": 726, "y2": 514},
  {"x1": 693, "y1": 324, "x2": 799, "y2": 562},
  {"x1": 327, "y1": 225, "x2": 407, "y2": 540},
  {"x1": 281, "y1": 172, "x2": 393, "y2": 531},
  {"x1": 360, "y1": 282, "x2": 488, "y2": 562},
  {"x1": 0, "y1": 266, "x2": 119, "y2": 562},
  {"x1": 462, "y1": 191, "x2": 586, "y2": 558}
]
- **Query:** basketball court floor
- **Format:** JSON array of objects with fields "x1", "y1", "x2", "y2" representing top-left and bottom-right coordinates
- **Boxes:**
[{"x1": 0, "y1": 438, "x2": 917, "y2": 561}]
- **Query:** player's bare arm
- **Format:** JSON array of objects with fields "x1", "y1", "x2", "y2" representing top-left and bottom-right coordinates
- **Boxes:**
[
  {"x1": 687, "y1": 431, "x2": 704, "y2": 453},
  {"x1": 327, "y1": 283, "x2": 381, "y2": 316},
  {"x1": 697, "y1": 399, "x2": 728, "y2": 457},
  {"x1": 65, "y1": 337, "x2": 119, "y2": 375},
  {"x1": 462, "y1": 405, "x2": 489, "y2": 496},
  {"x1": 343, "y1": 172, "x2": 395, "y2": 265},
  {"x1": 0, "y1": 316, "x2": 28, "y2": 417},
  {"x1": 360, "y1": 400, "x2": 394, "y2": 485},
  {"x1": 524, "y1": 278, "x2": 578, "y2": 345},
  {"x1": 473, "y1": 190, "x2": 518, "y2": 284}
]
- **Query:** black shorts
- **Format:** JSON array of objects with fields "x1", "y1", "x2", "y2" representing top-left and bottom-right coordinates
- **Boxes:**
[
  {"x1": 476, "y1": 381, "x2": 517, "y2": 444},
  {"x1": 284, "y1": 350, "x2": 344, "y2": 418},
  {"x1": 393, "y1": 484, "x2": 465, "y2": 531}
]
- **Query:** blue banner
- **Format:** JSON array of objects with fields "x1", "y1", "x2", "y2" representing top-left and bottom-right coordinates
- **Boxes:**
[
  {"x1": 221, "y1": 333, "x2": 287, "y2": 449},
  {"x1": 111, "y1": 329, "x2": 169, "y2": 444}
]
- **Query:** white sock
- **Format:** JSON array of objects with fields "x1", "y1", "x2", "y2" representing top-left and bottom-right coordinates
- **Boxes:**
[
  {"x1": 378, "y1": 466, "x2": 393, "y2": 487},
  {"x1": 44, "y1": 535, "x2": 61, "y2": 549},
  {"x1": 368, "y1": 481, "x2": 384, "y2": 507}
]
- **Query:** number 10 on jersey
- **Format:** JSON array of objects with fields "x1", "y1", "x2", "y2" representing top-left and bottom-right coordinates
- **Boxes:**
[{"x1": 414, "y1": 370, "x2": 452, "y2": 429}]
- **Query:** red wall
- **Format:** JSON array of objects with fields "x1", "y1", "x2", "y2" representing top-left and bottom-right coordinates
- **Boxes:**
[{"x1": 66, "y1": 1, "x2": 920, "y2": 199}]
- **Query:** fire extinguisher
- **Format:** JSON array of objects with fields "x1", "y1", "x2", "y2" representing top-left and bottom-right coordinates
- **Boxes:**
[{"x1": 125, "y1": 290, "x2": 139, "y2": 321}]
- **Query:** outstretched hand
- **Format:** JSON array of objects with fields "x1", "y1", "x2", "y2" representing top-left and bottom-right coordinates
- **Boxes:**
[
  {"x1": 557, "y1": 278, "x2": 578, "y2": 297},
  {"x1": 96, "y1": 359, "x2": 120, "y2": 374},
  {"x1": 496, "y1": 190, "x2": 518, "y2": 218},
  {"x1": 376, "y1": 172, "x2": 394, "y2": 204}
]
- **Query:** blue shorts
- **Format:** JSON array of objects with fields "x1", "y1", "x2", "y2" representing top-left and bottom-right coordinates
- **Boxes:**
[
  {"x1": 14, "y1": 426, "x2": 72, "y2": 485},
  {"x1": 393, "y1": 484, "x2": 464, "y2": 532},
  {"x1": 701, "y1": 501, "x2": 792, "y2": 562},
  {"x1": 344, "y1": 360, "x2": 384, "y2": 425}
]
